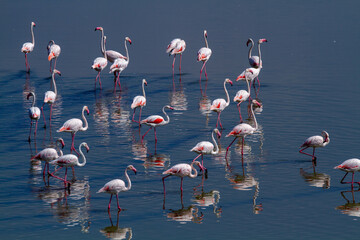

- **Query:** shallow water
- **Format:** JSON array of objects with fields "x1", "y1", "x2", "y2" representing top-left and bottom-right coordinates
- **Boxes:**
[{"x1": 1, "y1": 1, "x2": 360, "y2": 239}]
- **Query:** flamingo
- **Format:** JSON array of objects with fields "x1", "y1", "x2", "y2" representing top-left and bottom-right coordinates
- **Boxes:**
[
  {"x1": 31, "y1": 138, "x2": 65, "y2": 176},
  {"x1": 236, "y1": 67, "x2": 261, "y2": 91},
  {"x1": 166, "y1": 38, "x2": 186, "y2": 75},
  {"x1": 131, "y1": 79, "x2": 147, "y2": 125},
  {"x1": 299, "y1": 131, "x2": 330, "y2": 162},
  {"x1": 247, "y1": 38, "x2": 267, "y2": 68},
  {"x1": 162, "y1": 161, "x2": 203, "y2": 194},
  {"x1": 234, "y1": 69, "x2": 252, "y2": 122},
  {"x1": 21, "y1": 22, "x2": 35, "y2": 72},
  {"x1": 109, "y1": 37, "x2": 132, "y2": 91},
  {"x1": 41, "y1": 69, "x2": 61, "y2": 128},
  {"x1": 140, "y1": 105, "x2": 174, "y2": 143},
  {"x1": 27, "y1": 91, "x2": 41, "y2": 142},
  {"x1": 47, "y1": 40, "x2": 61, "y2": 73},
  {"x1": 210, "y1": 78, "x2": 233, "y2": 129},
  {"x1": 225, "y1": 99, "x2": 262, "y2": 158},
  {"x1": 334, "y1": 159, "x2": 360, "y2": 188},
  {"x1": 97, "y1": 165, "x2": 137, "y2": 211},
  {"x1": 95, "y1": 27, "x2": 127, "y2": 63},
  {"x1": 197, "y1": 30, "x2": 212, "y2": 82},
  {"x1": 190, "y1": 128, "x2": 221, "y2": 172},
  {"x1": 57, "y1": 106, "x2": 89, "y2": 155},
  {"x1": 91, "y1": 36, "x2": 108, "y2": 89},
  {"x1": 50, "y1": 142, "x2": 89, "y2": 186}
]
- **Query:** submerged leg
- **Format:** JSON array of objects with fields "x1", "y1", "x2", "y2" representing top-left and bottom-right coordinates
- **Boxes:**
[{"x1": 225, "y1": 137, "x2": 237, "y2": 159}]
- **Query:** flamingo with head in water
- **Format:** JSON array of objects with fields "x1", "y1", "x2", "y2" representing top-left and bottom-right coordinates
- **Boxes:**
[
  {"x1": 41, "y1": 69, "x2": 61, "y2": 128},
  {"x1": 210, "y1": 78, "x2": 233, "y2": 129},
  {"x1": 21, "y1": 22, "x2": 35, "y2": 72}
]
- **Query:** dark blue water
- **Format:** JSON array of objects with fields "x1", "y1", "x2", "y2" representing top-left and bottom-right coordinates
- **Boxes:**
[{"x1": 1, "y1": 1, "x2": 360, "y2": 239}]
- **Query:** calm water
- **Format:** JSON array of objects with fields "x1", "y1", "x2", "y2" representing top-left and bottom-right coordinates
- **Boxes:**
[{"x1": 1, "y1": 1, "x2": 360, "y2": 239}]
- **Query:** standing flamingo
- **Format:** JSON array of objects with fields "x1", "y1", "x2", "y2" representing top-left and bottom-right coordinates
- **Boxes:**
[
  {"x1": 97, "y1": 165, "x2": 137, "y2": 211},
  {"x1": 50, "y1": 142, "x2": 89, "y2": 186},
  {"x1": 57, "y1": 106, "x2": 89, "y2": 155},
  {"x1": 92, "y1": 36, "x2": 108, "y2": 89},
  {"x1": 190, "y1": 128, "x2": 221, "y2": 172},
  {"x1": 41, "y1": 69, "x2": 61, "y2": 128},
  {"x1": 47, "y1": 40, "x2": 61, "y2": 73},
  {"x1": 225, "y1": 99, "x2": 262, "y2": 158},
  {"x1": 334, "y1": 158, "x2": 360, "y2": 188},
  {"x1": 210, "y1": 78, "x2": 233, "y2": 129},
  {"x1": 236, "y1": 67, "x2": 261, "y2": 95},
  {"x1": 162, "y1": 161, "x2": 203, "y2": 195},
  {"x1": 95, "y1": 27, "x2": 127, "y2": 63},
  {"x1": 197, "y1": 30, "x2": 212, "y2": 82},
  {"x1": 140, "y1": 105, "x2": 174, "y2": 143},
  {"x1": 27, "y1": 91, "x2": 41, "y2": 142},
  {"x1": 109, "y1": 37, "x2": 132, "y2": 91},
  {"x1": 166, "y1": 38, "x2": 186, "y2": 75},
  {"x1": 247, "y1": 38, "x2": 267, "y2": 68},
  {"x1": 31, "y1": 137, "x2": 65, "y2": 176},
  {"x1": 299, "y1": 131, "x2": 330, "y2": 162},
  {"x1": 131, "y1": 79, "x2": 147, "y2": 125},
  {"x1": 234, "y1": 69, "x2": 252, "y2": 122},
  {"x1": 21, "y1": 22, "x2": 36, "y2": 72}
]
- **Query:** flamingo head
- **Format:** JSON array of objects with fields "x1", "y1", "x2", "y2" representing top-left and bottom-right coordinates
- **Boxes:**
[
  {"x1": 259, "y1": 38, "x2": 268, "y2": 44},
  {"x1": 246, "y1": 38, "x2": 253, "y2": 47},
  {"x1": 53, "y1": 69, "x2": 61, "y2": 76},
  {"x1": 83, "y1": 143, "x2": 90, "y2": 152},
  {"x1": 252, "y1": 99, "x2": 262, "y2": 108},
  {"x1": 193, "y1": 160, "x2": 203, "y2": 169},
  {"x1": 126, "y1": 37, "x2": 132, "y2": 44},
  {"x1": 214, "y1": 128, "x2": 221, "y2": 138},
  {"x1": 165, "y1": 105, "x2": 174, "y2": 110},
  {"x1": 48, "y1": 52, "x2": 56, "y2": 61},
  {"x1": 27, "y1": 92, "x2": 34, "y2": 100},
  {"x1": 95, "y1": 27, "x2": 103, "y2": 32},
  {"x1": 84, "y1": 106, "x2": 90, "y2": 115},
  {"x1": 143, "y1": 79, "x2": 148, "y2": 86},
  {"x1": 225, "y1": 78, "x2": 233, "y2": 86},
  {"x1": 57, "y1": 138, "x2": 65, "y2": 149},
  {"x1": 322, "y1": 131, "x2": 330, "y2": 142},
  {"x1": 31, "y1": 22, "x2": 36, "y2": 27},
  {"x1": 204, "y1": 30, "x2": 208, "y2": 38},
  {"x1": 128, "y1": 165, "x2": 137, "y2": 175}
]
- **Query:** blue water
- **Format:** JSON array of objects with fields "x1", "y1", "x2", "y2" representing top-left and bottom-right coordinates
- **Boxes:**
[{"x1": 1, "y1": 1, "x2": 360, "y2": 239}]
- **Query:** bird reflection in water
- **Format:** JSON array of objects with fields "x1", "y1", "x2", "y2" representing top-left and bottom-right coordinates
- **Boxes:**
[
  {"x1": 226, "y1": 165, "x2": 259, "y2": 191},
  {"x1": 300, "y1": 166, "x2": 330, "y2": 189},
  {"x1": 166, "y1": 205, "x2": 204, "y2": 224},
  {"x1": 100, "y1": 211, "x2": 133, "y2": 240},
  {"x1": 336, "y1": 189, "x2": 360, "y2": 218},
  {"x1": 93, "y1": 91, "x2": 111, "y2": 143},
  {"x1": 110, "y1": 92, "x2": 132, "y2": 139},
  {"x1": 192, "y1": 189, "x2": 222, "y2": 218},
  {"x1": 199, "y1": 95, "x2": 212, "y2": 127},
  {"x1": 169, "y1": 77, "x2": 188, "y2": 114}
]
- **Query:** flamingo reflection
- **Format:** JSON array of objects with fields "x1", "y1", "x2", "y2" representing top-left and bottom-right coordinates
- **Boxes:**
[
  {"x1": 100, "y1": 211, "x2": 133, "y2": 240},
  {"x1": 336, "y1": 189, "x2": 360, "y2": 217},
  {"x1": 166, "y1": 205, "x2": 204, "y2": 224},
  {"x1": 169, "y1": 79, "x2": 188, "y2": 113},
  {"x1": 300, "y1": 167, "x2": 330, "y2": 189},
  {"x1": 192, "y1": 190, "x2": 222, "y2": 218}
]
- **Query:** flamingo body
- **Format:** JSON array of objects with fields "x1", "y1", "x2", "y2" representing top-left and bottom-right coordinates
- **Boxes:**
[
  {"x1": 109, "y1": 37, "x2": 131, "y2": 91},
  {"x1": 131, "y1": 79, "x2": 148, "y2": 124},
  {"x1": 27, "y1": 91, "x2": 40, "y2": 141},
  {"x1": 47, "y1": 41, "x2": 61, "y2": 61},
  {"x1": 210, "y1": 78, "x2": 233, "y2": 129},
  {"x1": 334, "y1": 158, "x2": 360, "y2": 188},
  {"x1": 140, "y1": 115, "x2": 165, "y2": 127},
  {"x1": 299, "y1": 131, "x2": 330, "y2": 161},
  {"x1": 197, "y1": 47, "x2": 212, "y2": 62}
]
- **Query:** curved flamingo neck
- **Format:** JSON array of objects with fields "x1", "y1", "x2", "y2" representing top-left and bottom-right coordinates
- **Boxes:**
[
  {"x1": 100, "y1": 30, "x2": 105, "y2": 55},
  {"x1": 248, "y1": 39, "x2": 254, "y2": 59},
  {"x1": 142, "y1": 80, "x2": 146, "y2": 98},
  {"x1": 103, "y1": 37, "x2": 107, "y2": 60},
  {"x1": 189, "y1": 162, "x2": 198, "y2": 178},
  {"x1": 30, "y1": 93, "x2": 36, "y2": 107},
  {"x1": 31, "y1": 24, "x2": 35, "y2": 46},
  {"x1": 124, "y1": 167, "x2": 132, "y2": 190},
  {"x1": 51, "y1": 71, "x2": 57, "y2": 96},
  {"x1": 124, "y1": 38, "x2": 130, "y2": 63},
  {"x1": 162, "y1": 106, "x2": 171, "y2": 124},
  {"x1": 245, "y1": 75, "x2": 251, "y2": 95},
  {"x1": 250, "y1": 102, "x2": 258, "y2": 130},
  {"x1": 224, "y1": 80, "x2": 230, "y2": 106},
  {"x1": 257, "y1": 41, "x2": 262, "y2": 66},
  {"x1": 77, "y1": 143, "x2": 87, "y2": 167},
  {"x1": 211, "y1": 130, "x2": 219, "y2": 154},
  {"x1": 56, "y1": 139, "x2": 63, "y2": 156},
  {"x1": 204, "y1": 32, "x2": 209, "y2": 48},
  {"x1": 81, "y1": 107, "x2": 88, "y2": 131}
]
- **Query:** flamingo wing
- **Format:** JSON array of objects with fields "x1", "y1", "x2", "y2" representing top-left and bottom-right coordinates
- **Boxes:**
[{"x1": 131, "y1": 96, "x2": 146, "y2": 109}]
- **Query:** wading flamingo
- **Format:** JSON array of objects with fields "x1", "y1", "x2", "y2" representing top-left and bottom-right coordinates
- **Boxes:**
[
  {"x1": 197, "y1": 30, "x2": 212, "y2": 82},
  {"x1": 91, "y1": 36, "x2": 108, "y2": 89},
  {"x1": 31, "y1": 138, "x2": 65, "y2": 176},
  {"x1": 299, "y1": 131, "x2": 330, "y2": 162},
  {"x1": 210, "y1": 78, "x2": 233, "y2": 129},
  {"x1": 95, "y1": 27, "x2": 127, "y2": 63},
  {"x1": 190, "y1": 128, "x2": 221, "y2": 172},
  {"x1": 57, "y1": 106, "x2": 89, "y2": 155},
  {"x1": 236, "y1": 67, "x2": 261, "y2": 91},
  {"x1": 140, "y1": 105, "x2": 174, "y2": 143},
  {"x1": 166, "y1": 38, "x2": 186, "y2": 75},
  {"x1": 225, "y1": 99, "x2": 262, "y2": 158},
  {"x1": 21, "y1": 22, "x2": 35, "y2": 72},
  {"x1": 131, "y1": 79, "x2": 147, "y2": 125},
  {"x1": 162, "y1": 161, "x2": 203, "y2": 194},
  {"x1": 47, "y1": 40, "x2": 61, "y2": 73},
  {"x1": 97, "y1": 165, "x2": 137, "y2": 211},
  {"x1": 41, "y1": 69, "x2": 61, "y2": 128},
  {"x1": 109, "y1": 37, "x2": 132, "y2": 91},
  {"x1": 234, "y1": 69, "x2": 252, "y2": 122},
  {"x1": 27, "y1": 91, "x2": 41, "y2": 142},
  {"x1": 247, "y1": 38, "x2": 267, "y2": 68},
  {"x1": 50, "y1": 142, "x2": 89, "y2": 186},
  {"x1": 334, "y1": 158, "x2": 360, "y2": 188}
]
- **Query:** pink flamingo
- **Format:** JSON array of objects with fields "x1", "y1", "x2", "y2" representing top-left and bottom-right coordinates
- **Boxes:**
[
  {"x1": 57, "y1": 106, "x2": 89, "y2": 155},
  {"x1": 247, "y1": 38, "x2": 267, "y2": 68},
  {"x1": 109, "y1": 37, "x2": 132, "y2": 91},
  {"x1": 236, "y1": 67, "x2": 261, "y2": 91},
  {"x1": 225, "y1": 99, "x2": 262, "y2": 158},
  {"x1": 41, "y1": 69, "x2": 61, "y2": 128},
  {"x1": 47, "y1": 40, "x2": 61, "y2": 73},
  {"x1": 31, "y1": 137, "x2": 65, "y2": 176},
  {"x1": 95, "y1": 27, "x2": 127, "y2": 63},
  {"x1": 91, "y1": 36, "x2": 108, "y2": 89},
  {"x1": 21, "y1": 22, "x2": 35, "y2": 72},
  {"x1": 97, "y1": 165, "x2": 137, "y2": 211},
  {"x1": 27, "y1": 91, "x2": 41, "y2": 142},
  {"x1": 140, "y1": 105, "x2": 174, "y2": 143},
  {"x1": 50, "y1": 142, "x2": 89, "y2": 186},
  {"x1": 299, "y1": 131, "x2": 330, "y2": 162},
  {"x1": 234, "y1": 69, "x2": 252, "y2": 122},
  {"x1": 210, "y1": 78, "x2": 233, "y2": 129},
  {"x1": 166, "y1": 38, "x2": 186, "y2": 75},
  {"x1": 131, "y1": 79, "x2": 147, "y2": 125},
  {"x1": 162, "y1": 161, "x2": 203, "y2": 194},
  {"x1": 197, "y1": 30, "x2": 212, "y2": 82},
  {"x1": 334, "y1": 158, "x2": 360, "y2": 188},
  {"x1": 190, "y1": 128, "x2": 221, "y2": 172}
]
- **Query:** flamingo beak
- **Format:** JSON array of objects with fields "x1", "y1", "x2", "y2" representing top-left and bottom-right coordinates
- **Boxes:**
[
  {"x1": 86, "y1": 109, "x2": 90, "y2": 115},
  {"x1": 236, "y1": 75, "x2": 244, "y2": 81},
  {"x1": 217, "y1": 131, "x2": 222, "y2": 138},
  {"x1": 246, "y1": 39, "x2": 251, "y2": 46},
  {"x1": 48, "y1": 53, "x2": 55, "y2": 61},
  {"x1": 229, "y1": 80, "x2": 233, "y2": 86},
  {"x1": 86, "y1": 145, "x2": 90, "y2": 152},
  {"x1": 133, "y1": 167, "x2": 137, "y2": 175}
]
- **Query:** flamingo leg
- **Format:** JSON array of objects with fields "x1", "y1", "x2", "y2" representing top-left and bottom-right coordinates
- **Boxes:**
[
  {"x1": 41, "y1": 105, "x2": 47, "y2": 128},
  {"x1": 25, "y1": 53, "x2": 30, "y2": 72},
  {"x1": 49, "y1": 59, "x2": 52, "y2": 73},
  {"x1": 116, "y1": 194, "x2": 121, "y2": 211},
  {"x1": 138, "y1": 108, "x2": 142, "y2": 127},
  {"x1": 49, "y1": 104, "x2": 53, "y2": 128},
  {"x1": 172, "y1": 55, "x2": 176, "y2": 77},
  {"x1": 299, "y1": 147, "x2": 316, "y2": 160},
  {"x1": 34, "y1": 120, "x2": 38, "y2": 139},
  {"x1": 241, "y1": 137, "x2": 245, "y2": 156},
  {"x1": 201, "y1": 154, "x2": 207, "y2": 173},
  {"x1": 28, "y1": 120, "x2": 33, "y2": 142},
  {"x1": 237, "y1": 102, "x2": 243, "y2": 123},
  {"x1": 200, "y1": 62, "x2": 206, "y2": 82},
  {"x1": 179, "y1": 54, "x2": 182, "y2": 75},
  {"x1": 204, "y1": 64, "x2": 208, "y2": 81},
  {"x1": 180, "y1": 177, "x2": 184, "y2": 193},
  {"x1": 162, "y1": 175, "x2": 171, "y2": 194},
  {"x1": 53, "y1": 58, "x2": 57, "y2": 72},
  {"x1": 154, "y1": 128, "x2": 157, "y2": 143},
  {"x1": 108, "y1": 194, "x2": 113, "y2": 210},
  {"x1": 43, "y1": 162, "x2": 47, "y2": 176},
  {"x1": 142, "y1": 127, "x2": 152, "y2": 142},
  {"x1": 218, "y1": 112, "x2": 223, "y2": 129},
  {"x1": 225, "y1": 137, "x2": 237, "y2": 159}
]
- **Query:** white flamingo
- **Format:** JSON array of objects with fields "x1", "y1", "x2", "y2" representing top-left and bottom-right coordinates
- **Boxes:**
[
  {"x1": 95, "y1": 27, "x2": 127, "y2": 63},
  {"x1": 299, "y1": 131, "x2": 330, "y2": 161},
  {"x1": 210, "y1": 78, "x2": 233, "y2": 129},
  {"x1": 334, "y1": 158, "x2": 360, "y2": 188},
  {"x1": 41, "y1": 69, "x2": 61, "y2": 128},
  {"x1": 234, "y1": 69, "x2": 253, "y2": 122},
  {"x1": 47, "y1": 40, "x2": 61, "y2": 73},
  {"x1": 91, "y1": 36, "x2": 108, "y2": 89},
  {"x1": 21, "y1": 22, "x2": 35, "y2": 72},
  {"x1": 27, "y1": 91, "x2": 41, "y2": 142},
  {"x1": 166, "y1": 38, "x2": 186, "y2": 75},
  {"x1": 131, "y1": 79, "x2": 147, "y2": 125},
  {"x1": 247, "y1": 38, "x2": 267, "y2": 68},
  {"x1": 197, "y1": 30, "x2": 212, "y2": 82}
]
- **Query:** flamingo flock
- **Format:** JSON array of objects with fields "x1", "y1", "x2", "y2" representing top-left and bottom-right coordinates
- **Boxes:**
[{"x1": 21, "y1": 21, "x2": 354, "y2": 214}]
